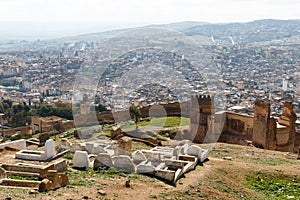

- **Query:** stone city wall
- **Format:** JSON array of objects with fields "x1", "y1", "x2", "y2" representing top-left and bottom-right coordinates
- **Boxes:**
[
  {"x1": 294, "y1": 131, "x2": 300, "y2": 152},
  {"x1": 252, "y1": 100, "x2": 271, "y2": 149},
  {"x1": 31, "y1": 116, "x2": 74, "y2": 133},
  {"x1": 0, "y1": 126, "x2": 32, "y2": 138},
  {"x1": 224, "y1": 112, "x2": 253, "y2": 137},
  {"x1": 75, "y1": 102, "x2": 190, "y2": 127}
]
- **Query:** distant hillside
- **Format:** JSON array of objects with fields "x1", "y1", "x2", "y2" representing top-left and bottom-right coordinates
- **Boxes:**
[
  {"x1": 183, "y1": 19, "x2": 300, "y2": 45},
  {"x1": 60, "y1": 21, "x2": 209, "y2": 42},
  {"x1": 145, "y1": 21, "x2": 209, "y2": 31},
  {"x1": 60, "y1": 19, "x2": 300, "y2": 45},
  {"x1": 2, "y1": 19, "x2": 300, "y2": 47}
]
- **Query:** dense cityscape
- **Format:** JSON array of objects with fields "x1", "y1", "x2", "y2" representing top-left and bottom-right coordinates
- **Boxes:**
[
  {"x1": 1, "y1": 22, "x2": 300, "y2": 116},
  {"x1": 0, "y1": 18, "x2": 299, "y2": 199}
]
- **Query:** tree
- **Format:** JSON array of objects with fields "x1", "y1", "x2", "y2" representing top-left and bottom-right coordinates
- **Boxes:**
[
  {"x1": 94, "y1": 104, "x2": 108, "y2": 113},
  {"x1": 37, "y1": 105, "x2": 53, "y2": 117},
  {"x1": 12, "y1": 104, "x2": 23, "y2": 114},
  {"x1": 37, "y1": 103, "x2": 73, "y2": 120},
  {"x1": 129, "y1": 105, "x2": 140, "y2": 128},
  {"x1": 2, "y1": 99, "x2": 12, "y2": 109},
  {"x1": 0, "y1": 103, "x2": 4, "y2": 113}
]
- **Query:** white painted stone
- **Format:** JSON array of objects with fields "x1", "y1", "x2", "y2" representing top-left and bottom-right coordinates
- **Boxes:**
[
  {"x1": 94, "y1": 153, "x2": 113, "y2": 169},
  {"x1": 180, "y1": 143, "x2": 189, "y2": 154},
  {"x1": 73, "y1": 151, "x2": 90, "y2": 168},
  {"x1": 151, "y1": 147, "x2": 174, "y2": 159},
  {"x1": 155, "y1": 162, "x2": 177, "y2": 183},
  {"x1": 187, "y1": 145, "x2": 202, "y2": 159},
  {"x1": 132, "y1": 150, "x2": 147, "y2": 165},
  {"x1": 136, "y1": 161, "x2": 155, "y2": 174},
  {"x1": 0, "y1": 139, "x2": 26, "y2": 150},
  {"x1": 59, "y1": 139, "x2": 72, "y2": 151},
  {"x1": 42, "y1": 139, "x2": 55, "y2": 160},
  {"x1": 71, "y1": 142, "x2": 86, "y2": 153},
  {"x1": 200, "y1": 149, "x2": 209, "y2": 162},
  {"x1": 173, "y1": 146, "x2": 180, "y2": 160},
  {"x1": 112, "y1": 155, "x2": 136, "y2": 173},
  {"x1": 15, "y1": 150, "x2": 43, "y2": 160},
  {"x1": 85, "y1": 143, "x2": 94, "y2": 154},
  {"x1": 15, "y1": 139, "x2": 56, "y2": 161},
  {"x1": 142, "y1": 150, "x2": 162, "y2": 162},
  {"x1": 92, "y1": 146, "x2": 106, "y2": 155},
  {"x1": 104, "y1": 145, "x2": 115, "y2": 156}
]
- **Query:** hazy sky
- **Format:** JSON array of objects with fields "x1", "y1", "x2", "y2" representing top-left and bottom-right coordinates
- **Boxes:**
[{"x1": 0, "y1": 0, "x2": 300, "y2": 39}]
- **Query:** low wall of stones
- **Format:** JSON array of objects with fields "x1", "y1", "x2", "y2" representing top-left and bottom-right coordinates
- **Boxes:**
[
  {"x1": 36, "y1": 121, "x2": 75, "y2": 133},
  {"x1": 140, "y1": 102, "x2": 190, "y2": 118},
  {"x1": 0, "y1": 126, "x2": 32, "y2": 138},
  {"x1": 74, "y1": 102, "x2": 190, "y2": 127}
]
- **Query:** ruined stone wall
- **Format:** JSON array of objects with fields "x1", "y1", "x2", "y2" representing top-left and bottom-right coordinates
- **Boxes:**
[
  {"x1": 31, "y1": 116, "x2": 74, "y2": 133},
  {"x1": 74, "y1": 113, "x2": 102, "y2": 127},
  {"x1": 74, "y1": 102, "x2": 189, "y2": 127},
  {"x1": 267, "y1": 117, "x2": 277, "y2": 150},
  {"x1": 187, "y1": 96, "x2": 298, "y2": 152},
  {"x1": 276, "y1": 102, "x2": 296, "y2": 152},
  {"x1": 214, "y1": 112, "x2": 253, "y2": 146},
  {"x1": 252, "y1": 100, "x2": 270, "y2": 149},
  {"x1": 111, "y1": 110, "x2": 131, "y2": 123},
  {"x1": 139, "y1": 102, "x2": 190, "y2": 118},
  {"x1": 97, "y1": 112, "x2": 114, "y2": 122},
  {"x1": 1, "y1": 126, "x2": 32, "y2": 137},
  {"x1": 224, "y1": 112, "x2": 253, "y2": 137},
  {"x1": 294, "y1": 131, "x2": 300, "y2": 152},
  {"x1": 31, "y1": 116, "x2": 42, "y2": 133},
  {"x1": 276, "y1": 127, "x2": 290, "y2": 146},
  {"x1": 189, "y1": 95, "x2": 214, "y2": 143},
  {"x1": 80, "y1": 103, "x2": 90, "y2": 115},
  {"x1": 60, "y1": 121, "x2": 75, "y2": 131}
]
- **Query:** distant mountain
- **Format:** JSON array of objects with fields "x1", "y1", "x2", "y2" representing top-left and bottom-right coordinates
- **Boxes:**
[
  {"x1": 62, "y1": 19, "x2": 300, "y2": 45},
  {"x1": 145, "y1": 21, "x2": 209, "y2": 31},
  {"x1": 183, "y1": 19, "x2": 300, "y2": 45},
  {"x1": 59, "y1": 21, "x2": 209, "y2": 42},
  {"x1": 2, "y1": 19, "x2": 300, "y2": 46}
]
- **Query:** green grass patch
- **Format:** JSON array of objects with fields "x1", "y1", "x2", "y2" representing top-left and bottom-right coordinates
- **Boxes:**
[
  {"x1": 97, "y1": 167, "x2": 126, "y2": 178},
  {"x1": 147, "y1": 116, "x2": 189, "y2": 128},
  {"x1": 121, "y1": 116, "x2": 190, "y2": 131},
  {"x1": 7, "y1": 175, "x2": 39, "y2": 181},
  {"x1": 102, "y1": 124, "x2": 115, "y2": 135},
  {"x1": 9, "y1": 133, "x2": 32, "y2": 141},
  {"x1": 245, "y1": 171, "x2": 300, "y2": 200},
  {"x1": 70, "y1": 179, "x2": 96, "y2": 187},
  {"x1": 248, "y1": 157, "x2": 298, "y2": 166},
  {"x1": 63, "y1": 153, "x2": 73, "y2": 160}
]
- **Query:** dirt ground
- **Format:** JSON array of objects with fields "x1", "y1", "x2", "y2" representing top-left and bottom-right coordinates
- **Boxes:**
[{"x1": 0, "y1": 142, "x2": 299, "y2": 200}]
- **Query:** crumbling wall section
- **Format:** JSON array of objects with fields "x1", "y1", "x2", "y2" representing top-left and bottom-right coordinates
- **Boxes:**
[
  {"x1": 294, "y1": 131, "x2": 300, "y2": 152},
  {"x1": 189, "y1": 95, "x2": 214, "y2": 143},
  {"x1": 252, "y1": 100, "x2": 270, "y2": 149},
  {"x1": 276, "y1": 101, "x2": 296, "y2": 152},
  {"x1": 267, "y1": 117, "x2": 277, "y2": 150},
  {"x1": 224, "y1": 112, "x2": 253, "y2": 137},
  {"x1": 74, "y1": 102, "x2": 189, "y2": 127},
  {"x1": 1, "y1": 126, "x2": 32, "y2": 138}
]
